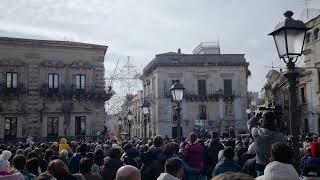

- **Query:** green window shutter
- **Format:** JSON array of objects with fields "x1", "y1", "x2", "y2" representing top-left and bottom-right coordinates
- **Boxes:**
[
  {"x1": 198, "y1": 80, "x2": 206, "y2": 96},
  {"x1": 224, "y1": 79, "x2": 232, "y2": 96}
]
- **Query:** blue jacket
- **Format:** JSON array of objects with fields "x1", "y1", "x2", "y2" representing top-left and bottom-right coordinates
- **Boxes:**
[
  {"x1": 212, "y1": 158, "x2": 242, "y2": 176},
  {"x1": 300, "y1": 154, "x2": 320, "y2": 170},
  {"x1": 68, "y1": 152, "x2": 86, "y2": 174}
]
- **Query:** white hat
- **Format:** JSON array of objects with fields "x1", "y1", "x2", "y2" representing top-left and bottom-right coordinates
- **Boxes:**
[{"x1": 0, "y1": 150, "x2": 12, "y2": 172}]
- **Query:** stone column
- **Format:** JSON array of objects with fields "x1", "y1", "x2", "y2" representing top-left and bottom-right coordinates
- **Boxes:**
[{"x1": 218, "y1": 97, "x2": 224, "y2": 134}]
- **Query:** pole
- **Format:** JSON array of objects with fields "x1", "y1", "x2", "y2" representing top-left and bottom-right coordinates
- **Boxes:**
[
  {"x1": 283, "y1": 58, "x2": 300, "y2": 171},
  {"x1": 144, "y1": 114, "x2": 147, "y2": 143},
  {"x1": 128, "y1": 123, "x2": 131, "y2": 140},
  {"x1": 176, "y1": 102, "x2": 182, "y2": 140}
]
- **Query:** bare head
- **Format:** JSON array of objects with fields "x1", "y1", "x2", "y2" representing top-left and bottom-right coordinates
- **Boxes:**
[{"x1": 116, "y1": 165, "x2": 141, "y2": 180}]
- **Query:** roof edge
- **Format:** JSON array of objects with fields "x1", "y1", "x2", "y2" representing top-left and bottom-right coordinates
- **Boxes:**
[{"x1": 0, "y1": 37, "x2": 108, "y2": 50}]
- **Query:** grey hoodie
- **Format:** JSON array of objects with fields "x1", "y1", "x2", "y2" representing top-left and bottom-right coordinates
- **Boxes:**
[{"x1": 248, "y1": 115, "x2": 286, "y2": 166}]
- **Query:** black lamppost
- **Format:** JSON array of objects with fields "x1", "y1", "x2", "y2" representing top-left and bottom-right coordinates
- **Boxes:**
[
  {"x1": 269, "y1": 10, "x2": 309, "y2": 167},
  {"x1": 127, "y1": 110, "x2": 134, "y2": 140},
  {"x1": 141, "y1": 99, "x2": 150, "y2": 143},
  {"x1": 171, "y1": 81, "x2": 185, "y2": 140}
]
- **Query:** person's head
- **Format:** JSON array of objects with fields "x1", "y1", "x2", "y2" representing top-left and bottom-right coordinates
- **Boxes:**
[
  {"x1": 47, "y1": 159, "x2": 70, "y2": 179},
  {"x1": 153, "y1": 136, "x2": 163, "y2": 148},
  {"x1": 223, "y1": 146, "x2": 235, "y2": 160},
  {"x1": 270, "y1": 142, "x2": 293, "y2": 164},
  {"x1": 212, "y1": 172, "x2": 255, "y2": 180},
  {"x1": 165, "y1": 157, "x2": 183, "y2": 179},
  {"x1": 44, "y1": 149, "x2": 54, "y2": 162},
  {"x1": 261, "y1": 111, "x2": 276, "y2": 130},
  {"x1": 188, "y1": 133, "x2": 197, "y2": 144},
  {"x1": 163, "y1": 142, "x2": 178, "y2": 157},
  {"x1": 77, "y1": 144, "x2": 88, "y2": 153},
  {"x1": 79, "y1": 157, "x2": 92, "y2": 174},
  {"x1": 27, "y1": 151, "x2": 39, "y2": 160},
  {"x1": 108, "y1": 148, "x2": 122, "y2": 159},
  {"x1": 115, "y1": 165, "x2": 141, "y2": 180},
  {"x1": 26, "y1": 158, "x2": 40, "y2": 176},
  {"x1": 13, "y1": 155, "x2": 26, "y2": 171},
  {"x1": 211, "y1": 131, "x2": 219, "y2": 139},
  {"x1": 0, "y1": 150, "x2": 12, "y2": 172},
  {"x1": 123, "y1": 143, "x2": 133, "y2": 153}
]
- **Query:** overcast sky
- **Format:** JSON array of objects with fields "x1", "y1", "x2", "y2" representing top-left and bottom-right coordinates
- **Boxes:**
[{"x1": 1, "y1": 0, "x2": 320, "y2": 93}]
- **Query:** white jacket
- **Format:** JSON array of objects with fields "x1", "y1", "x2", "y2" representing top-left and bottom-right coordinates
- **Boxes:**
[
  {"x1": 157, "y1": 173, "x2": 180, "y2": 180},
  {"x1": 256, "y1": 161, "x2": 300, "y2": 180}
]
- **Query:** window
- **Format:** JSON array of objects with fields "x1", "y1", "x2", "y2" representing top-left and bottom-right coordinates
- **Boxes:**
[
  {"x1": 301, "y1": 87, "x2": 306, "y2": 104},
  {"x1": 198, "y1": 80, "x2": 206, "y2": 96},
  {"x1": 224, "y1": 79, "x2": 232, "y2": 96},
  {"x1": 172, "y1": 59, "x2": 179, "y2": 64},
  {"x1": 314, "y1": 28, "x2": 319, "y2": 40},
  {"x1": 225, "y1": 102, "x2": 233, "y2": 116},
  {"x1": 6, "y1": 72, "x2": 17, "y2": 88},
  {"x1": 75, "y1": 75, "x2": 86, "y2": 90},
  {"x1": 75, "y1": 116, "x2": 86, "y2": 135},
  {"x1": 48, "y1": 74, "x2": 59, "y2": 89},
  {"x1": 199, "y1": 105, "x2": 207, "y2": 120},
  {"x1": 47, "y1": 117, "x2": 59, "y2": 136},
  {"x1": 306, "y1": 33, "x2": 311, "y2": 44},
  {"x1": 318, "y1": 68, "x2": 320, "y2": 91},
  {"x1": 4, "y1": 117, "x2": 17, "y2": 138}
]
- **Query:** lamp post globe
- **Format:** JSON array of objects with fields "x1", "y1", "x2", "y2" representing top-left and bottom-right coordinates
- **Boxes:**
[
  {"x1": 269, "y1": 11, "x2": 310, "y2": 65},
  {"x1": 127, "y1": 110, "x2": 134, "y2": 121},
  {"x1": 171, "y1": 81, "x2": 185, "y2": 102}
]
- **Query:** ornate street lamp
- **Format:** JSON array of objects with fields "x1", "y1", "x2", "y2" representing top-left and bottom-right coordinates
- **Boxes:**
[
  {"x1": 269, "y1": 10, "x2": 309, "y2": 168},
  {"x1": 171, "y1": 81, "x2": 185, "y2": 140},
  {"x1": 141, "y1": 99, "x2": 150, "y2": 143},
  {"x1": 127, "y1": 110, "x2": 133, "y2": 140}
]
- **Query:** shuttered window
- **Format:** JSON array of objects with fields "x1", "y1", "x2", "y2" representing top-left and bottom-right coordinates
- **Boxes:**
[
  {"x1": 198, "y1": 80, "x2": 206, "y2": 96},
  {"x1": 224, "y1": 79, "x2": 232, "y2": 96}
]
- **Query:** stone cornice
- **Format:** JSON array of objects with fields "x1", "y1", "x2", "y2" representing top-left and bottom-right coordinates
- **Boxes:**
[{"x1": 0, "y1": 37, "x2": 108, "y2": 51}]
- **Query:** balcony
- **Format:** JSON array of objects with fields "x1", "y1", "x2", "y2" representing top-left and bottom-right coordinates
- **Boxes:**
[
  {"x1": 0, "y1": 83, "x2": 27, "y2": 97},
  {"x1": 40, "y1": 84, "x2": 114, "y2": 101}
]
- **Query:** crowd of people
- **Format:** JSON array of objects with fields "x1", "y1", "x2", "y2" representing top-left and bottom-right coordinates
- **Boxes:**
[{"x1": 0, "y1": 110, "x2": 319, "y2": 180}]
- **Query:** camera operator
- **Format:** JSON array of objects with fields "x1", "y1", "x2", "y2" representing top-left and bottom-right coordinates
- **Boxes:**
[{"x1": 247, "y1": 110, "x2": 286, "y2": 176}]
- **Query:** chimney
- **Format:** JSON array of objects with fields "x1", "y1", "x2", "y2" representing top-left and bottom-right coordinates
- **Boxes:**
[{"x1": 178, "y1": 48, "x2": 181, "y2": 54}]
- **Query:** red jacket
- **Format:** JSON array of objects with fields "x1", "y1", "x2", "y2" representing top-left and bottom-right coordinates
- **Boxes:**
[
  {"x1": 184, "y1": 143, "x2": 205, "y2": 170},
  {"x1": 311, "y1": 141, "x2": 320, "y2": 158}
]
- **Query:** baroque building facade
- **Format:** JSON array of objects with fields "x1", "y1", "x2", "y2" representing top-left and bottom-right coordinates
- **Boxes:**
[
  {"x1": 140, "y1": 43, "x2": 249, "y2": 138},
  {"x1": 0, "y1": 37, "x2": 113, "y2": 142}
]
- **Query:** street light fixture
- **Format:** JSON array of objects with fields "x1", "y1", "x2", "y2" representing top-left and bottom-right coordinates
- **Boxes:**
[
  {"x1": 269, "y1": 10, "x2": 309, "y2": 168},
  {"x1": 141, "y1": 99, "x2": 150, "y2": 143},
  {"x1": 127, "y1": 110, "x2": 133, "y2": 140},
  {"x1": 171, "y1": 81, "x2": 185, "y2": 140}
]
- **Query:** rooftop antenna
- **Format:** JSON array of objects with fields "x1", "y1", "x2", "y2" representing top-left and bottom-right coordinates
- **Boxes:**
[{"x1": 306, "y1": 0, "x2": 312, "y2": 19}]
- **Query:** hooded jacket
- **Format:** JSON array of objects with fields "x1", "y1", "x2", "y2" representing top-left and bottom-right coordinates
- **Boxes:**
[
  {"x1": 256, "y1": 161, "x2": 299, "y2": 180},
  {"x1": 58, "y1": 138, "x2": 73, "y2": 153},
  {"x1": 248, "y1": 115, "x2": 286, "y2": 166},
  {"x1": 157, "y1": 173, "x2": 180, "y2": 180}
]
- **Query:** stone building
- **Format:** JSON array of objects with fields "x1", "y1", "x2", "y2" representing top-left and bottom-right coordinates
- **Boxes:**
[
  {"x1": 0, "y1": 37, "x2": 113, "y2": 142},
  {"x1": 140, "y1": 42, "x2": 249, "y2": 138},
  {"x1": 301, "y1": 15, "x2": 320, "y2": 134},
  {"x1": 260, "y1": 69, "x2": 311, "y2": 134},
  {"x1": 117, "y1": 91, "x2": 147, "y2": 139}
]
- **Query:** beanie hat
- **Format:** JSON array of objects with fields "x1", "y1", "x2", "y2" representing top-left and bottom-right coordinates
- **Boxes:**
[
  {"x1": 223, "y1": 146, "x2": 235, "y2": 159},
  {"x1": 0, "y1": 150, "x2": 12, "y2": 172}
]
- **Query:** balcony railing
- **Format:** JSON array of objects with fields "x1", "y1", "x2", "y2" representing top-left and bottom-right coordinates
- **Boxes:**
[
  {"x1": 40, "y1": 84, "x2": 114, "y2": 101},
  {"x1": 0, "y1": 83, "x2": 27, "y2": 97}
]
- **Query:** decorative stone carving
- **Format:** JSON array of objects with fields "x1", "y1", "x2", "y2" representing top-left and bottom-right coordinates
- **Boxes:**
[
  {"x1": 0, "y1": 58, "x2": 25, "y2": 66},
  {"x1": 70, "y1": 60, "x2": 92, "y2": 69},
  {"x1": 41, "y1": 60, "x2": 66, "y2": 68}
]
